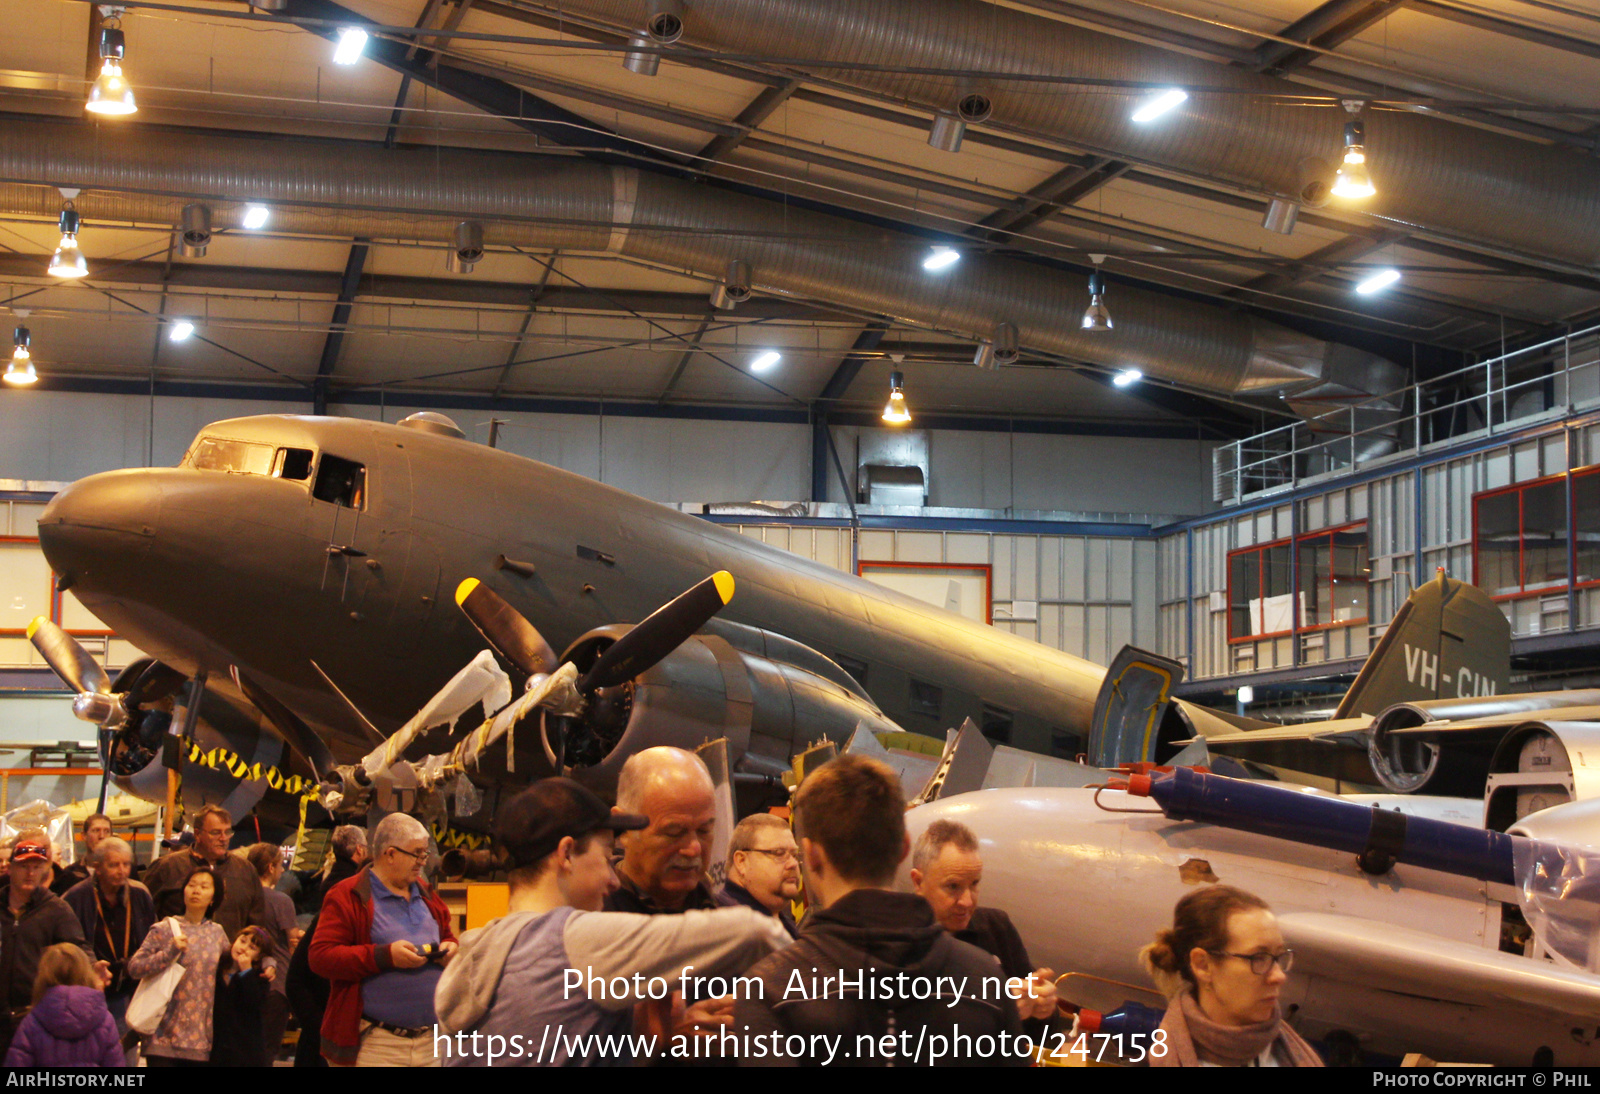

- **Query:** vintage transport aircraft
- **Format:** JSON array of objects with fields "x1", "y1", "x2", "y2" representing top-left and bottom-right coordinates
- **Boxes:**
[
  {"x1": 26, "y1": 409, "x2": 1598, "y2": 829},
  {"x1": 27, "y1": 409, "x2": 1600, "y2": 1067}
]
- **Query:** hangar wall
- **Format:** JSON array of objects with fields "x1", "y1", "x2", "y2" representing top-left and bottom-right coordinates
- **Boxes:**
[
  {"x1": 0, "y1": 389, "x2": 1214, "y2": 519},
  {"x1": 1158, "y1": 411, "x2": 1600, "y2": 685}
]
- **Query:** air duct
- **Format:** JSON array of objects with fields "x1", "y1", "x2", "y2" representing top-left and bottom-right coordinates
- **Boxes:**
[
  {"x1": 553, "y1": 0, "x2": 1600, "y2": 268},
  {"x1": 0, "y1": 115, "x2": 1402, "y2": 434}
]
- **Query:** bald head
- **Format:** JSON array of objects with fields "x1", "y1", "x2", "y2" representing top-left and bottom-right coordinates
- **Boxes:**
[{"x1": 615, "y1": 747, "x2": 716, "y2": 910}]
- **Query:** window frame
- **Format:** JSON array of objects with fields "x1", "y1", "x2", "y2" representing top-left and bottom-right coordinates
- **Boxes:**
[
  {"x1": 1226, "y1": 521, "x2": 1370, "y2": 643},
  {"x1": 1472, "y1": 471, "x2": 1574, "y2": 602}
]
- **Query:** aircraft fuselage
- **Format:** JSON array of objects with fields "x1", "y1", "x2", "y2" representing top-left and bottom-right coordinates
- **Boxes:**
[{"x1": 38, "y1": 414, "x2": 1106, "y2": 764}]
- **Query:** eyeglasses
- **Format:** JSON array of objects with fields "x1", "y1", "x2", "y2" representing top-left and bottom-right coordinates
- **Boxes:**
[
  {"x1": 388, "y1": 846, "x2": 429, "y2": 864},
  {"x1": 744, "y1": 847, "x2": 799, "y2": 863},
  {"x1": 1210, "y1": 949, "x2": 1294, "y2": 976}
]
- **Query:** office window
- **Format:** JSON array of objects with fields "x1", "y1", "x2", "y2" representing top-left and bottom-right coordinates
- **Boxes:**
[
  {"x1": 1475, "y1": 477, "x2": 1568, "y2": 597},
  {"x1": 1228, "y1": 524, "x2": 1368, "y2": 640}
]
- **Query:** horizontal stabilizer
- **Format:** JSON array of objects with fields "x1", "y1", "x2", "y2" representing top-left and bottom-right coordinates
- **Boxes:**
[
  {"x1": 1279, "y1": 911, "x2": 1600, "y2": 1020},
  {"x1": 1198, "y1": 717, "x2": 1377, "y2": 785}
]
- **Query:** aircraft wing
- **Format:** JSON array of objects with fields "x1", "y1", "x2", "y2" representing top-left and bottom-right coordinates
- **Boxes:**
[
  {"x1": 1279, "y1": 911, "x2": 1600, "y2": 1019},
  {"x1": 1192, "y1": 717, "x2": 1378, "y2": 786}
]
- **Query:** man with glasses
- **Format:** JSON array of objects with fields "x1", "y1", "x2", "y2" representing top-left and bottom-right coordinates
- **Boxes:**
[
  {"x1": 716, "y1": 814, "x2": 799, "y2": 939},
  {"x1": 310, "y1": 813, "x2": 457, "y2": 1067},
  {"x1": 143, "y1": 804, "x2": 264, "y2": 938}
]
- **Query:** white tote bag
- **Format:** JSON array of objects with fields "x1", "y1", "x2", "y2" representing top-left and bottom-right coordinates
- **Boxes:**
[{"x1": 126, "y1": 917, "x2": 186, "y2": 1035}]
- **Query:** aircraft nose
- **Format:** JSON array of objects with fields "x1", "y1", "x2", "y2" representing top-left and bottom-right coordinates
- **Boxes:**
[{"x1": 37, "y1": 470, "x2": 163, "y2": 583}]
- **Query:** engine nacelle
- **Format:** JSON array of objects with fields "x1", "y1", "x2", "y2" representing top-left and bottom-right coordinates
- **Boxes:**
[
  {"x1": 549, "y1": 624, "x2": 899, "y2": 799},
  {"x1": 1485, "y1": 721, "x2": 1600, "y2": 832}
]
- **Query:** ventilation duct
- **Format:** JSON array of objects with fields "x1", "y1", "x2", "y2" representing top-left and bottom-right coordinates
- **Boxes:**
[
  {"x1": 554, "y1": 0, "x2": 1600, "y2": 268},
  {"x1": 0, "y1": 115, "x2": 1402, "y2": 437}
]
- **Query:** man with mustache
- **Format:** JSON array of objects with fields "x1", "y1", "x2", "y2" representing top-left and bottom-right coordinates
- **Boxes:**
[{"x1": 605, "y1": 747, "x2": 718, "y2": 916}]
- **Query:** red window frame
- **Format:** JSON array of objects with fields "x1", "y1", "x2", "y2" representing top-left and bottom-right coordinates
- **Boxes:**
[
  {"x1": 1294, "y1": 521, "x2": 1371, "y2": 634},
  {"x1": 1472, "y1": 472, "x2": 1572, "y2": 603},
  {"x1": 0, "y1": 536, "x2": 114, "y2": 638},
  {"x1": 856, "y1": 561, "x2": 994, "y2": 626},
  {"x1": 1226, "y1": 536, "x2": 1293, "y2": 643},
  {"x1": 1226, "y1": 522, "x2": 1370, "y2": 643}
]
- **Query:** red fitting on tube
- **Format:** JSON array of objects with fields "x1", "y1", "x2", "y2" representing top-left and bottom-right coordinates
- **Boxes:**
[
  {"x1": 1126, "y1": 773, "x2": 1153, "y2": 797},
  {"x1": 1077, "y1": 1008, "x2": 1104, "y2": 1033}
]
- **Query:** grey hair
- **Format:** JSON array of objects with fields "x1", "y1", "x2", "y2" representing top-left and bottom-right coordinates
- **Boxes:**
[
  {"x1": 331, "y1": 824, "x2": 367, "y2": 862},
  {"x1": 371, "y1": 813, "x2": 428, "y2": 858},
  {"x1": 615, "y1": 747, "x2": 712, "y2": 814},
  {"x1": 912, "y1": 819, "x2": 979, "y2": 873},
  {"x1": 91, "y1": 837, "x2": 133, "y2": 866},
  {"x1": 727, "y1": 814, "x2": 790, "y2": 870}
]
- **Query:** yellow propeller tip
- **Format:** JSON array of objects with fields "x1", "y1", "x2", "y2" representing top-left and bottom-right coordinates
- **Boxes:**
[
  {"x1": 454, "y1": 577, "x2": 480, "y2": 607},
  {"x1": 712, "y1": 570, "x2": 735, "y2": 604},
  {"x1": 25, "y1": 616, "x2": 46, "y2": 639}
]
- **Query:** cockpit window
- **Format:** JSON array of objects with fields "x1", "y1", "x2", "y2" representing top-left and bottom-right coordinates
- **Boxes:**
[
  {"x1": 313, "y1": 455, "x2": 366, "y2": 509},
  {"x1": 189, "y1": 438, "x2": 275, "y2": 476},
  {"x1": 275, "y1": 448, "x2": 314, "y2": 481}
]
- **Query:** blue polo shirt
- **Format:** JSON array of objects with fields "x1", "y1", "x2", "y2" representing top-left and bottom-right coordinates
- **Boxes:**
[{"x1": 364, "y1": 881, "x2": 443, "y2": 1029}]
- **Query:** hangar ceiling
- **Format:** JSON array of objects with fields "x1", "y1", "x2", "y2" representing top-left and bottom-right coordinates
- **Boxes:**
[{"x1": 0, "y1": 0, "x2": 1596, "y2": 436}]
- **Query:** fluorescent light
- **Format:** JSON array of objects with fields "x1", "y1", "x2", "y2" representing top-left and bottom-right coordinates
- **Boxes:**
[
  {"x1": 1131, "y1": 88, "x2": 1187, "y2": 124},
  {"x1": 1238, "y1": 686, "x2": 1254, "y2": 705},
  {"x1": 1355, "y1": 268, "x2": 1401, "y2": 295},
  {"x1": 1112, "y1": 368, "x2": 1142, "y2": 387},
  {"x1": 750, "y1": 351, "x2": 780, "y2": 372},
  {"x1": 333, "y1": 27, "x2": 369, "y2": 66},
  {"x1": 242, "y1": 205, "x2": 270, "y2": 230},
  {"x1": 922, "y1": 246, "x2": 960, "y2": 272},
  {"x1": 169, "y1": 321, "x2": 195, "y2": 343}
]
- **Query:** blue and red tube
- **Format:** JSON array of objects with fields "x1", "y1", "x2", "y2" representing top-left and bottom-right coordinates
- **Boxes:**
[{"x1": 1123, "y1": 766, "x2": 1516, "y2": 886}]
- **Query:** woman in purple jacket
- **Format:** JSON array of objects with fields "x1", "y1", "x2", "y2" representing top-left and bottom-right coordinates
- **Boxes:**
[{"x1": 4, "y1": 943, "x2": 125, "y2": 1067}]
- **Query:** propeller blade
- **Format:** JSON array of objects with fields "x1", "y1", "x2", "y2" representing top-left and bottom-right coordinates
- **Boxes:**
[
  {"x1": 231, "y1": 668, "x2": 338, "y2": 781},
  {"x1": 579, "y1": 570, "x2": 735, "y2": 691},
  {"x1": 455, "y1": 578, "x2": 558, "y2": 677},
  {"x1": 26, "y1": 616, "x2": 110, "y2": 696}
]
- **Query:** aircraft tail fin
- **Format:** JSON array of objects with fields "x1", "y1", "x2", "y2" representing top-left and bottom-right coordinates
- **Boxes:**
[{"x1": 1334, "y1": 573, "x2": 1510, "y2": 720}]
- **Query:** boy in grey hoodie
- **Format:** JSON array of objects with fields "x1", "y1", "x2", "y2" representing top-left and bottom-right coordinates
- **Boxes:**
[{"x1": 433, "y1": 778, "x2": 790, "y2": 1066}]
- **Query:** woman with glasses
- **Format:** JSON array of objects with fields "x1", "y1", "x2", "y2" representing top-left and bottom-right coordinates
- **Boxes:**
[{"x1": 1139, "y1": 885, "x2": 1323, "y2": 1067}]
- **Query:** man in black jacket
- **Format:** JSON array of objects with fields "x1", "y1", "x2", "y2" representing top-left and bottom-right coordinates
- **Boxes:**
[
  {"x1": 734, "y1": 755, "x2": 1026, "y2": 1067},
  {"x1": 0, "y1": 830, "x2": 102, "y2": 1056}
]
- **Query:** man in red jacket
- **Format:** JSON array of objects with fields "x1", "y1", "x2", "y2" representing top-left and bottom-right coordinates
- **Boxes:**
[{"x1": 309, "y1": 814, "x2": 457, "y2": 1066}]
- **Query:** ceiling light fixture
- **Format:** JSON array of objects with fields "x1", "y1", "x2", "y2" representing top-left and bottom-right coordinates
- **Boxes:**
[
  {"x1": 1354, "y1": 268, "x2": 1401, "y2": 295},
  {"x1": 1112, "y1": 368, "x2": 1142, "y2": 387},
  {"x1": 1130, "y1": 87, "x2": 1187, "y2": 123},
  {"x1": 882, "y1": 370, "x2": 912, "y2": 425},
  {"x1": 1261, "y1": 197, "x2": 1299, "y2": 235},
  {"x1": 1332, "y1": 118, "x2": 1376, "y2": 200},
  {"x1": 446, "y1": 221, "x2": 484, "y2": 274},
  {"x1": 750, "y1": 350, "x2": 780, "y2": 372},
  {"x1": 922, "y1": 246, "x2": 960, "y2": 272},
  {"x1": 47, "y1": 202, "x2": 89, "y2": 280},
  {"x1": 169, "y1": 320, "x2": 195, "y2": 343},
  {"x1": 85, "y1": 19, "x2": 137, "y2": 116},
  {"x1": 1081, "y1": 259, "x2": 1112, "y2": 332},
  {"x1": 622, "y1": 35, "x2": 660, "y2": 75},
  {"x1": 242, "y1": 204, "x2": 270, "y2": 230},
  {"x1": 709, "y1": 259, "x2": 752, "y2": 310},
  {"x1": 333, "y1": 27, "x2": 369, "y2": 66},
  {"x1": 5, "y1": 327, "x2": 36, "y2": 386},
  {"x1": 927, "y1": 110, "x2": 965, "y2": 153},
  {"x1": 180, "y1": 203, "x2": 211, "y2": 257}
]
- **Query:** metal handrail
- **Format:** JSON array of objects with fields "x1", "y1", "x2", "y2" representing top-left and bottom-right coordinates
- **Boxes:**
[{"x1": 1216, "y1": 325, "x2": 1600, "y2": 504}]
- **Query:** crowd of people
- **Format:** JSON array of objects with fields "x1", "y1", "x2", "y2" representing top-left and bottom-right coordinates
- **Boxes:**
[{"x1": 0, "y1": 747, "x2": 1318, "y2": 1068}]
